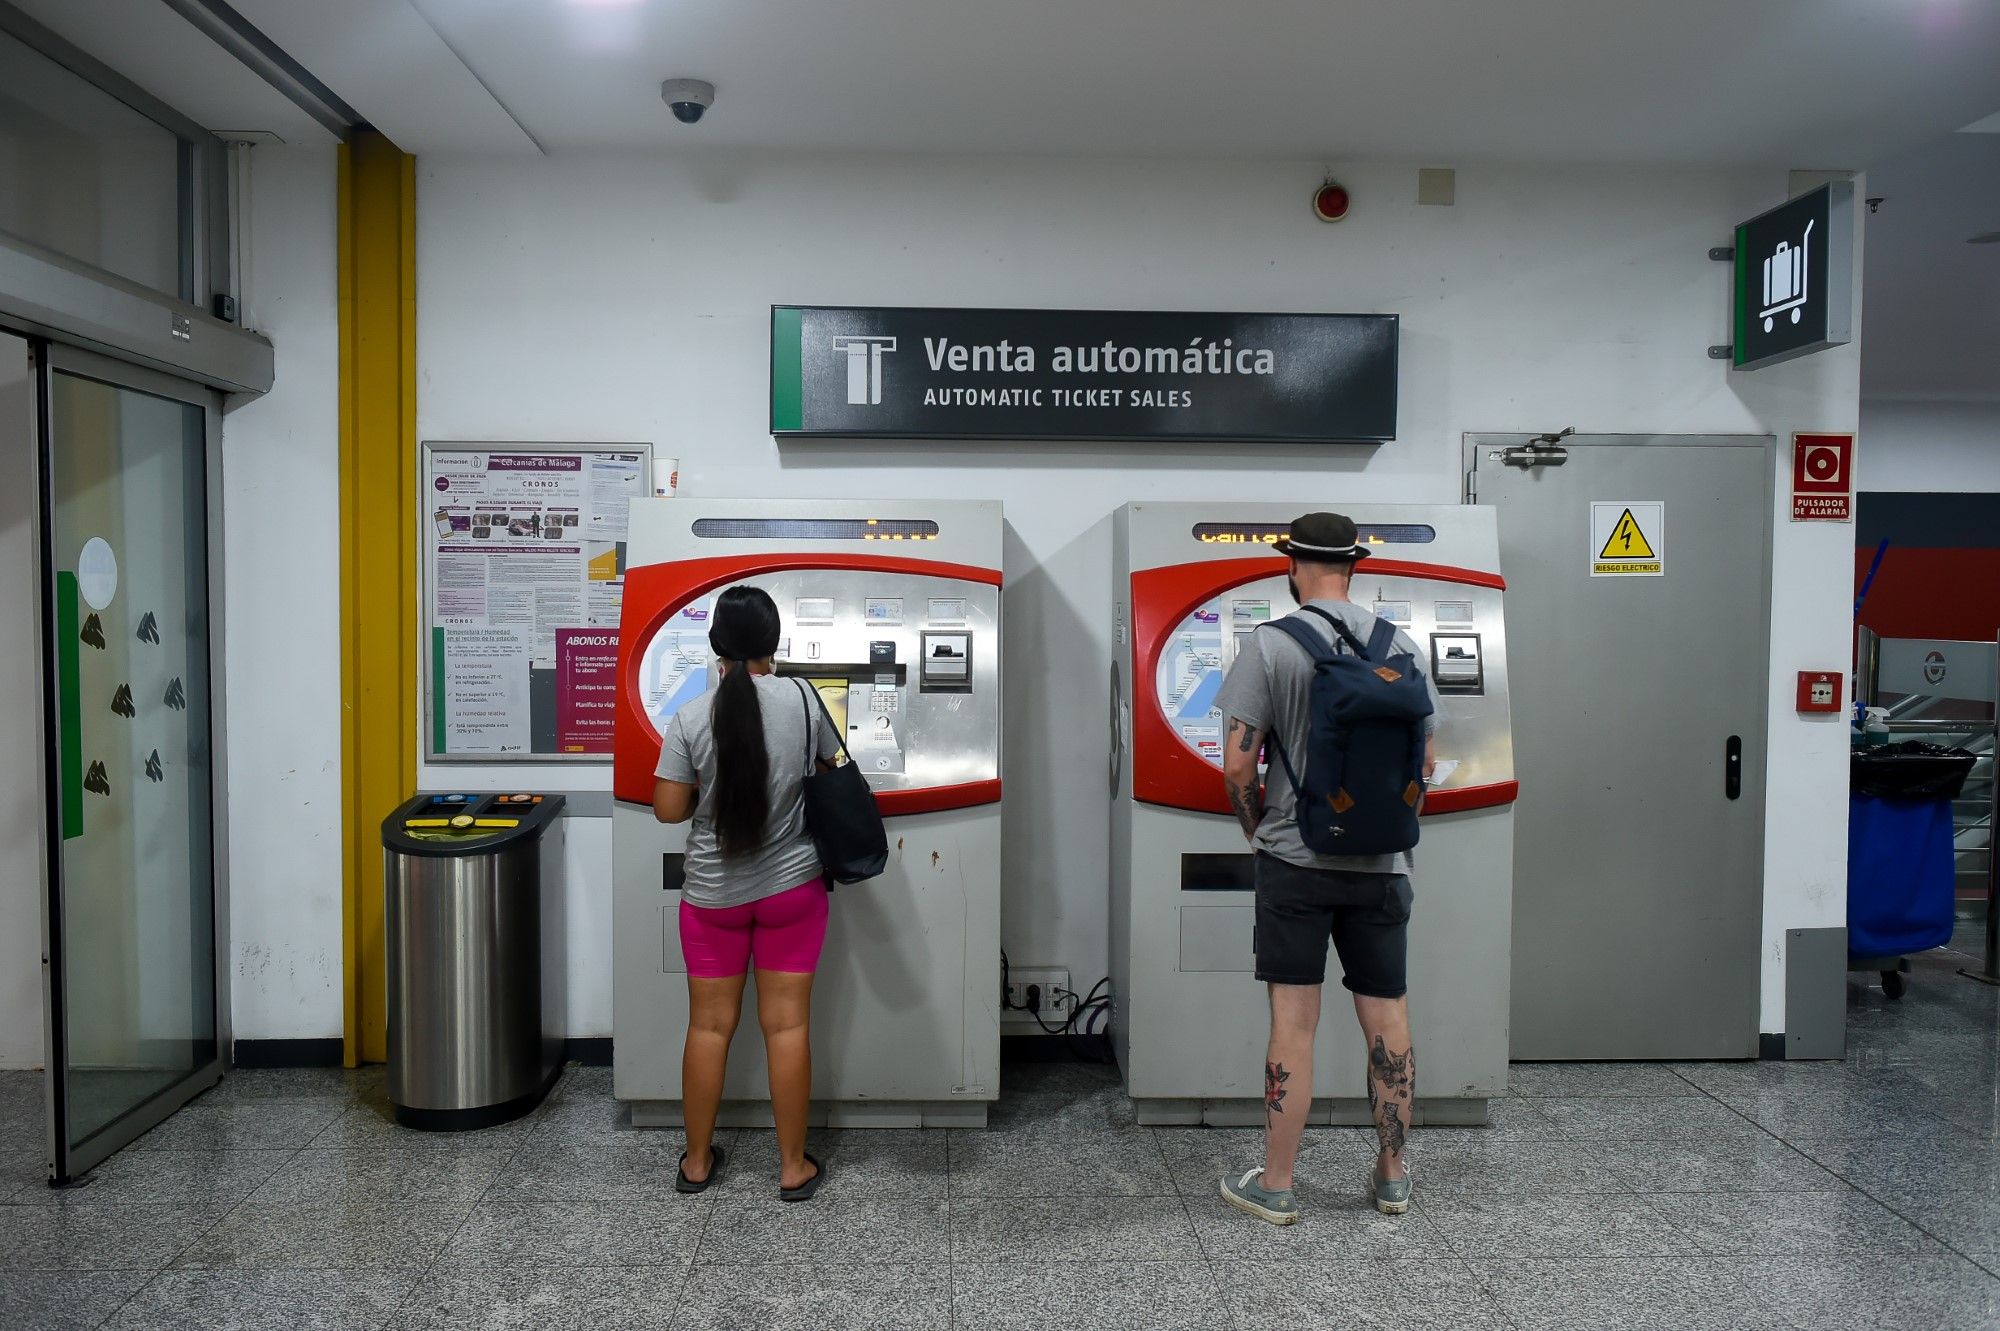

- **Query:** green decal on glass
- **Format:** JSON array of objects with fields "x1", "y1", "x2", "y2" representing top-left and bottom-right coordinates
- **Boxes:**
[
  {"x1": 432, "y1": 626, "x2": 448, "y2": 754},
  {"x1": 771, "y1": 306, "x2": 804, "y2": 433},
  {"x1": 56, "y1": 573, "x2": 83, "y2": 839}
]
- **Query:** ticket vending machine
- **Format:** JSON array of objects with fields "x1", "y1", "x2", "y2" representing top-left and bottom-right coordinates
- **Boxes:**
[
  {"x1": 613, "y1": 499, "x2": 1003, "y2": 1127},
  {"x1": 1111, "y1": 502, "x2": 1517, "y2": 1125}
]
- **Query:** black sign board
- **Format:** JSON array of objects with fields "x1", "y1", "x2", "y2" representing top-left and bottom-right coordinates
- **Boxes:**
[
  {"x1": 1732, "y1": 183, "x2": 1855, "y2": 371},
  {"x1": 771, "y1": 306, "x2": 1398, "y2": 442}
]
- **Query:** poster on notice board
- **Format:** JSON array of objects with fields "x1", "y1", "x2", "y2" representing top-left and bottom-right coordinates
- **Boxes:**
[{"x1": 422, "y1": 442, "x2": 652, "y2": 761}]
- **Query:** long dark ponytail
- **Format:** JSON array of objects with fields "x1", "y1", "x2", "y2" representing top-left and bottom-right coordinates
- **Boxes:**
[{"x1": 708, "y1": 584, "x2": 782, "y2": 859}]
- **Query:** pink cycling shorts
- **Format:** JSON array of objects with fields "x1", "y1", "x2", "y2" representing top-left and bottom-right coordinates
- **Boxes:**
[{"x1": 679, "y1": 878, "x2": 830, "y2": 978}]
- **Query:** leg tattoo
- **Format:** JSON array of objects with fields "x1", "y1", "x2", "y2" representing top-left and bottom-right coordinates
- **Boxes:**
[
  {"x1": 1381, "y1": 1101, "x2": 1408, "y2": 1159},
  {"x1": 1368, "y1": 1036, "x2": 1415, "y2": 1161},
  {"x1": 1369, "y1": 1036, "x2": 1413, "y2": 1095},
  {"x1": 1265, "y1": 1061, "x2": 1290, "y2": 1116}
]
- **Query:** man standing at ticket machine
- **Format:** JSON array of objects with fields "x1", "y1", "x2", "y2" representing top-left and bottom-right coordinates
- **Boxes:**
[{"x1": 1211, "y1": 512, "x2": 1441, "y2": 1224}]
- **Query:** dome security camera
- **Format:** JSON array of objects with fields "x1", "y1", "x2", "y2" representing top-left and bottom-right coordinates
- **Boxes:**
[{"x1": 661, "y1": 79, "x2": 715, "y2": 125}]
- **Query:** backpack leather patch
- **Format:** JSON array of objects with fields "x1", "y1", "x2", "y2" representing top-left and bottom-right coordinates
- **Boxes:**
[
  {"x1": 1403, "y1": 781, "x2": 1423, "y2": 807},
  {"x1": 1374, "y1": 666, "x2": 1403, "y2": 683},
  {"x1": 1328, "y1": 789, "x2": 1356, "y2": 814}
]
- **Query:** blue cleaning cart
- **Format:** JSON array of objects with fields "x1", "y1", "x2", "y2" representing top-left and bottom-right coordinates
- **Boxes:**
[{"x1": 1849, "y1": 743, "x2": 1977, "y2": 997}]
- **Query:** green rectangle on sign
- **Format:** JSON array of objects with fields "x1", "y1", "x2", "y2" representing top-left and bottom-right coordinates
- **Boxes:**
[
  {"x1": 56, "y1": 573, "x2": 83, "y2": 839},
  {"x1": 432, "y1": 626, "x2": 447, "y2": 754},
  {"x1": 771, "y1": 307, "x2": 804, "y2": 433}
]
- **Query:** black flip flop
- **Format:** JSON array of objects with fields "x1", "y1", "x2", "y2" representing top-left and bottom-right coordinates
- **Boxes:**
[
  {"x1": 676, "y1": 1145, "x2": 725, "y2": 1194},
  {"x1": 779, "y1": 1153, "x2": 826, "y2": 1203}
]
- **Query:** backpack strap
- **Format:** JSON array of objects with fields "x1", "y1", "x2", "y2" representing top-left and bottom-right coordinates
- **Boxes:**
[
  {"x1": 1299, "y1": 604, "x2": 1373, "y2": 660},
  {"x1": 1364, "y1": 615, "x2": 1398, "y2": 663},
  {"x1": 1252, "y1": 617, "x2": 1328, "y2": 799},
  {"x1": 1261, "y1": 615, "x2": 1337, "y2": 665}
]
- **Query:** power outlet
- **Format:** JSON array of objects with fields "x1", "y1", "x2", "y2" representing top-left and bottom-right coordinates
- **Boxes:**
[{"x1": 1003, "y1": 967, "x2": 1075, "y2": 1028}]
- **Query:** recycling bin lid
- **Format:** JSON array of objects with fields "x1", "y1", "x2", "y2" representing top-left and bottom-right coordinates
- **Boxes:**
[{"x1": 383, "y1": 792, "x2": 567, "y2": 857}]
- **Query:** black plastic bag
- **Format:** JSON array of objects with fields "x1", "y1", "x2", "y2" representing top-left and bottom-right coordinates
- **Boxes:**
[{"x1": 1851, "y1": 741, "x2": 1977, "y2": 800}]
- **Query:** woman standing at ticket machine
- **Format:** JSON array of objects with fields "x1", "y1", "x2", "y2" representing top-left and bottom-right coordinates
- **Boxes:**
[{"x1": 652, "y1": 584, "x2": 842, "y2": 1201}]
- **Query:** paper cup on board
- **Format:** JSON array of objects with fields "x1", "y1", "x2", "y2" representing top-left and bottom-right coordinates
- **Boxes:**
[{"x1": 652, "y1": 457, "x2": 679, "y2": 498}]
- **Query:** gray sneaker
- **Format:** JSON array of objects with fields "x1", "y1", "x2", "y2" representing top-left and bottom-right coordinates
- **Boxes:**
[
  {"x1": 1372, "y1": 1163, "x2": 1412, "y2": 1215},
  {"x1": 1220, "y1": 1167, "x2": 1299, "y2": 1225}
]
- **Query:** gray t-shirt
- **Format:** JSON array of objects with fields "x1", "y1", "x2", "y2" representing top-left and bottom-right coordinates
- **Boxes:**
[
  {"x1": 656, "y1": 673, "x2": 842, "y2": 908},
  {"x1": 1212, "y1": 598, "x2": 1442, "y2": 876}
]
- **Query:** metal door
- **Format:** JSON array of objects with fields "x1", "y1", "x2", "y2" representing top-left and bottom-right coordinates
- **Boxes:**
[
  {"x1": 1469, "y1": 434, "x2": 1772, "y2": 1060},
  {"x1": 37, "y1": 343, "x2": 228, "y2": 1182}
]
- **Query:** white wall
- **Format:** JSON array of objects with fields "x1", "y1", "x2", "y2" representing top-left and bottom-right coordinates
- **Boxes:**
[
  {"x1": 411, "y1": 152, "x2": 1861, "y2": 1037},
  {"x1": 1857, "y1": 396, "x2": 2000, "y2": 493},
  {"x1": 221, "y1": 145, "x2": 344, "y2": 1041},
  {"x1": 0, "y1": 331, "x2": 42, "y2": 1068}
]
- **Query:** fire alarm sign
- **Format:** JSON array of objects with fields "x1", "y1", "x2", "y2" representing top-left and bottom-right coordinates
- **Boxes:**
[
  {"x1": 1792, "y1": 433, "x2": 1853, "y2": 522},
  {"x1": 1796, "y1": 670, "x2": 1842, "y2": 714}
]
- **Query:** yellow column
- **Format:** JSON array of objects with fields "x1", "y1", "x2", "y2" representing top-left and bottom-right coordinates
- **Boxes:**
[{"x1": 338, "y1": 131, "x2": 418, "y2": 1066}]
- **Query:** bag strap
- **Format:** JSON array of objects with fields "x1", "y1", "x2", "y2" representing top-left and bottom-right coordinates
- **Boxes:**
[
  {"x1": 1364, "y1": 615, "x2": 1398, "y2": 662},
  {"x1": 1249, "y1": 618, "x2": 1324, "y2": 797},
  {"x1": 794, "y1": 677, "x2": 858, "y2": 769},
  {"x1": 792, "y1": 678, "x2": 815, "y2": 777},
  {"x1": 1262, "y1": 615, "x2": 1337, "y2": 666},
  {"x1": 1262, "y1": 726, "x2": 1304, "y2": 800},
  {"x1": 1299, "y1": 604, "x2": 1373, "y2": 660}
]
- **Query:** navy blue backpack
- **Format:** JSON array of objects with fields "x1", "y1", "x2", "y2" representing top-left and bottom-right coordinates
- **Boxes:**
[{"x1": 1262, "y1": 607, "x2": 1434, "y2": 857}]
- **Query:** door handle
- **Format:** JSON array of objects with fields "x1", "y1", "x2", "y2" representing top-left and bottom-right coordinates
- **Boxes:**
[{"x1": 1725, "y1": 736, "x2": 1742, "y2": 800}]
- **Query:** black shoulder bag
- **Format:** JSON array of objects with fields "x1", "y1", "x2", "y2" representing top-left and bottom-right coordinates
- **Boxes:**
[{"x1": 793, "y1": 680, "x2": 889, "y2": 885}]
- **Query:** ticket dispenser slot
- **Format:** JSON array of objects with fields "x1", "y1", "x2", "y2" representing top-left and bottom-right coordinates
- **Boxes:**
[
  {"x1": 1430, "y1": 632, "x2": 1485, "y2": 696},
  {"x1": 920, "y1": 631, "x2": 973, "y2": 692}
]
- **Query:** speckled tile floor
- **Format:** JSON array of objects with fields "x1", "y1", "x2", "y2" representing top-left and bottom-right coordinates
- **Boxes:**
[{"x1": 6, "y1": 929, "x2": 2000, "y2": 1329}]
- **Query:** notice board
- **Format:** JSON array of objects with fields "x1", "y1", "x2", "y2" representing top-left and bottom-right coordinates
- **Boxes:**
[{"x1": 422, "y1": 442, "x2": 652, "y2": 761}]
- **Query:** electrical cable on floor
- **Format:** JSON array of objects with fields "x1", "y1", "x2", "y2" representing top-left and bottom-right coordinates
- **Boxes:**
[{"x1": 1002, "y1": 950, "x2": 1116, "y2": 1061}]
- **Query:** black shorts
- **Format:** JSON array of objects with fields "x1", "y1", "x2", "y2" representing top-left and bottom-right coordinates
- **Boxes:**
[{"x1": 1252, "y1": 853, "x2": 1412, "y2": 997}]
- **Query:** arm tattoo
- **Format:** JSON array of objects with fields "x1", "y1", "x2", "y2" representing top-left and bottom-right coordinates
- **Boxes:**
[
  {"x1": 1265, "y1": 1062, "x2": 1290, "y2": 1116},
  {"x1": 1228, "y1": 717, "x2": 1262, "y2": 754},
  {"x1": 1224, "y1": 777, "x2": 1263, "y2": 839}
]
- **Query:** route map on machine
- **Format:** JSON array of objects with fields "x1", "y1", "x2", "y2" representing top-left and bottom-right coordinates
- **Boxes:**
[
  {"x1": 638, "y1": 597, "x2": 715, "y2": 731},
  {"x1": 1156, "y1": 602, "x2": 1226, "y2": 765}
]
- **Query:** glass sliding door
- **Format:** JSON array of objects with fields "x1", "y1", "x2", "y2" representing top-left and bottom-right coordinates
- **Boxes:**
[{"x1": 38, "y1": 344, "x2": 224, "y2": 1182}]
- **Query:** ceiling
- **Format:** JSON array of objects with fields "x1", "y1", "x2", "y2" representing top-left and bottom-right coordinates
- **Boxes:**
[
  {"x1": 1860, "y1": 128, "x2": 2000, "y2": 400},
  {"x1": 6, "y1": 0, "x2": 336, "y2": 144},
  {"x1": 21, "y1": 0, "x2": 2000, "y2": 164},
  {"x1": 13, "y1": 1, "x2": 1997, "y2": 398}
]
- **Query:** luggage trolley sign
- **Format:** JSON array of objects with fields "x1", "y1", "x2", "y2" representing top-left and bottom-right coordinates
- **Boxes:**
[{"x1": 1731, "y1": 183, "x2": 1855, "y2": 371}]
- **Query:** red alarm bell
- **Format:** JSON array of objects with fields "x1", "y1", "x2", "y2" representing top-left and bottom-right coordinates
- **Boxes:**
[{"x1": 1313, "y1": 182, "x2": 1350, "y2": 222}]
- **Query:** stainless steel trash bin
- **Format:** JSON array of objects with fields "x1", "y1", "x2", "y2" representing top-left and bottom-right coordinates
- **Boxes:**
[{"x1": 382, "y1": 792, "x2": 567, "y2": 1129}]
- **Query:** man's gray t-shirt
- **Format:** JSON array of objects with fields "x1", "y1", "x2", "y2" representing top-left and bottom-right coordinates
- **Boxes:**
[
  {"x1": 656, "y1": 674, "x2": 842, "y2": 908},
  {"x1": 1212, "y1": 598, "x2": 1442, "y2": 876}
]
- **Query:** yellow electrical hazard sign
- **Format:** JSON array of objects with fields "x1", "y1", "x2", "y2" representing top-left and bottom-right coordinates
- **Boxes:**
[{"x1": 1590, "y1": 501, "x2": 1664, "y2": 577}]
